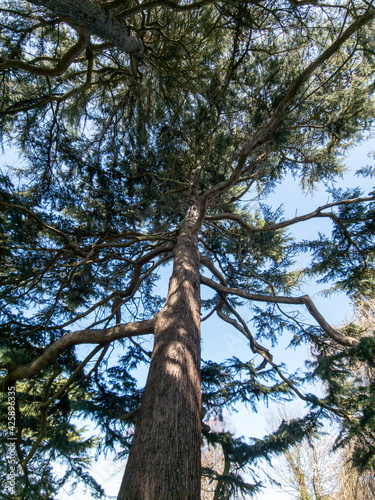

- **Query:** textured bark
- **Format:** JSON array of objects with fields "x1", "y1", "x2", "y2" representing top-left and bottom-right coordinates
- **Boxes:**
[
  {"x1": 28, "y1": 0, "x2": 143, "y2": 54},
  {"x1": 118, "y1": 205, "x2": 202, "y2": 500}
]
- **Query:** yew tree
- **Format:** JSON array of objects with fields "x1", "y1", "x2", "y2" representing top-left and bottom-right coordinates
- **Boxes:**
[{"x1": 1, "y1": 0, "x2": 375, "y2": 499}]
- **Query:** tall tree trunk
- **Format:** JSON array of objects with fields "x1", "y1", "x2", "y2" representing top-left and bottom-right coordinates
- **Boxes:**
[{"x1": 118, "y1": 205, "x2": 202, "y2": 500}]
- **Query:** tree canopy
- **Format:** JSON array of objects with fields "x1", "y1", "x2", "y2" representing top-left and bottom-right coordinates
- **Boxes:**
[{"x1": 0, "y1": 0, "x2": 375, "y2": 498}]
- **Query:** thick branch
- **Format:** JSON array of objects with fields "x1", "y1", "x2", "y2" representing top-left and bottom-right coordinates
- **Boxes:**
[
  {"x1": 1, "y1": 319, "x2": 154, "y2": 388},
  {"x1": 113, "y1": 0, "x2": 216, "y2": 17},
  {"x1": 28, "y1": 0, "x2": 143, "y2": 54},
  {"x1": 200, "y1": 276, "x2": 359, "y2": 347}
]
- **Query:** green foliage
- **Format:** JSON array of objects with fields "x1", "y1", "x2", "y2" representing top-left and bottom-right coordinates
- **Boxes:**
[
  {"x1": 307, "y1": 305, "x2": 375, "y2": 471},
  {"x1": 301, "y1": 186, "x2": 375, "y2": 297},
  {"x1": 0, "y1": 377, "x2": 103, "y2": 499},
  {"x1": 201, "y1": 412, "x2": 320, "y2": 497}
]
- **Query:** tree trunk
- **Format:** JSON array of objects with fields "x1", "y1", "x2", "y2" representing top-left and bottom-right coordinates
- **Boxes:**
[{"x1": 118, "y1": 205, "x2": 202, "y2": 500}]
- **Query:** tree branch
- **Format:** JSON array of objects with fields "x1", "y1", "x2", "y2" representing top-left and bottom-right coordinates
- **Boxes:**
[
  {"x1": 0, "y1": 201, "x2": 85, "y2": 255},
  {"x1": 0, "y1": 30, "x2": 89, "y2": 76},
  {"x1": 205, "y1": 196, "x2": 375, "y2": 234},
  {"x1": 200, "y1": 276, "x2": 359, "y2": 347},
  {"x1": 1, "y1": 319, "x2": 154, "y2": 388},
  {"x1": 27, "y1": 0, "x2": 143, "y2": 54},
  {"x1": 39, "y1": 345, "x2": 107, "y2": 410},
  {"x1": 0, "y1": 51, "x2": 94, "y2": 115},
  {"x1": 217, "y1": 296, "x2": 272, "y2": 369},
  {"x1": 200, "y1": 7, "x2": 375, "y2": 202},
  {"x1": 241, "y1": 7, "x2": 375, "y2": 155},
  {"x1": 50, "y1": 244, "x2": 173, "y2": 332},
  {"x1": 200, "y1": 254, "x2": 272, "y2": 367},
  {"x1": 114, "y1": 0, "x2": 217, "y2": 17}
]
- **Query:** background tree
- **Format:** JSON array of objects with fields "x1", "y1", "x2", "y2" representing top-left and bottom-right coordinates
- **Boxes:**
[
  {"x1": 306, "y1": 296, "x2": 375, "y2": 495},
  {"x1": 332, "y1": 444, "x2": 375, "y2": 500},
  {"x1": 201, "y1": 417, "x2": 227, "y2": 500},
  {"x1": 264, "y1": 299, "x2": 375, "y2": 500},
  {"x1": 263, "y1": 404, "x2": 375, "y2": 500},
  {"x1": 0, "y1": 0, "x2": 375, "y2": 498},
  {"x1": 263, "y1": 404, "x2": 344, "y2": 500}
]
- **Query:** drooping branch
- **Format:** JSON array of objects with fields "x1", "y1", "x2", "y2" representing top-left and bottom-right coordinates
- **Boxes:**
[
  {"x1": 21, "y1": 363, "x2": 61, "y2": 468},
  {"x1": 0, "y1": 30, "x2": 89, "y2": 76},
  {"x1": 0, "y1": 51, "x2": 94, "y2": 115},
  {"x1": 1, "y1": 318, "x2": 154, "y2": 389},
  {"x1": 200, "y1": 255, "x2": 272, "y2": 367},
  {"x1": 39, "y1": 345, "x2": 108, "y2": 410},
  {"x1": 54, "y1": 246, "x2": 173, "y2": 332},
  {"x1": 199, "y1": 258, "x2": 335, "y2": 405},
  {"x1": 0, "y1": 200, "x2": 86, "y2": 256},
  {"x1": 200, "y1": 276, "x2": 360, "y2": 347},
  {"x1": 199, "y1": 261, "x2": 359, "y2": 413},
  {"x1": 217, "y1": 295, "x2": 272, "y2": 369},
  {"x1": 27, "y1": 0, "x2": 143, "y2": 54}
]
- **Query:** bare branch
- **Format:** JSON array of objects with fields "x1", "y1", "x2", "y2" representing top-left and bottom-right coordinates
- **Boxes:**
[{"x1": 205, "y1": 196, "x2": 375, "y2": 234}]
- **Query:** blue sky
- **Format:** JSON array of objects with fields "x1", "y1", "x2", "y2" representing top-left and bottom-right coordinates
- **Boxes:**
[{"x1": 3, "y1": 136, "x2": 374, "y2": 499}]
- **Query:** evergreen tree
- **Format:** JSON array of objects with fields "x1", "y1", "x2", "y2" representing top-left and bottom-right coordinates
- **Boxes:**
[{"x1": 0, "y1": 0, "x2": 375, "y2": 498}]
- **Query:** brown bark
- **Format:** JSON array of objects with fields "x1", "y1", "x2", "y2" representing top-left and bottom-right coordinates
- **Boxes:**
[
  {"x1": 28, "y1": 0, "x2": 143, "y2": 54},
  {"x1": 118, "y1": 205, "x2": 202, "y2": 500}
]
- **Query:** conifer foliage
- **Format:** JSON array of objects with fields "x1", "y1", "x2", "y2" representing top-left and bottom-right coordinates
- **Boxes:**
[{"x1": 0, "y1": 0, "x2": 375, "y2": 498}]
